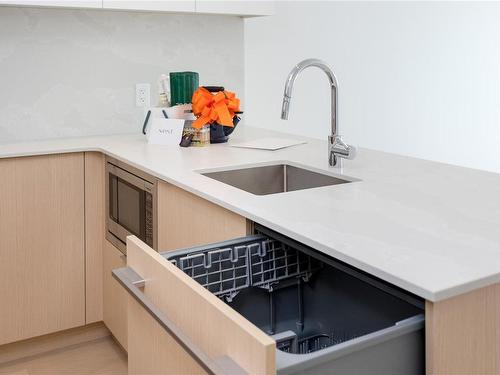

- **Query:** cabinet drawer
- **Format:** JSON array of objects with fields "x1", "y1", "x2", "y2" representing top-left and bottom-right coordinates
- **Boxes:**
[
  {"x1": 115, "y1": 226, "x2": 424, "y2": 375},
  {"x1": 116, "y1": 235, "x2": 275, "y2": 374}
]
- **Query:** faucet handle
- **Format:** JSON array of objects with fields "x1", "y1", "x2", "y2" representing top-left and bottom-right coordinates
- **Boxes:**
[
  {"x1": 344, "y1": 143, "x2": 357, "y2": 160},
  {"x1": 329, "y1": 135, "x2": 357, "y2": 165}
]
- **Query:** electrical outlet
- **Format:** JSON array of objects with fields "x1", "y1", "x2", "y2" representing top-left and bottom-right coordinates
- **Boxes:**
[{"x1": 135, "y1": 83, "x2": 151, "y2": 108}]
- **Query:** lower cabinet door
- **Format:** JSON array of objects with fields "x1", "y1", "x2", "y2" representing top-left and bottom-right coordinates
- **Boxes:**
[
  {"x1": 0, "y1": 153, "x2": 85, "y2": 345},
  {"x1": 103, "y1": 239, "x2": 128, "y2": 350},
  {"x1": 115, "y1": 236, "x2": 276, "y2": 375}
]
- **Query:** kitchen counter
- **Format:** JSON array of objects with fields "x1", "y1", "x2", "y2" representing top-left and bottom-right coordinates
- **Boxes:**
[{"x1": 1, "y1": 126, "x2": 499, "y2": 302}]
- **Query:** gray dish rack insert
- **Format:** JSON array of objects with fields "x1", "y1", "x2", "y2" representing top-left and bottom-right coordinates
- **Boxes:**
[
  {"x1": 169, "y1": 235, "x2": 321, "y2": 303},
  {"x1": 165, "y1": 226, "x2": 425, "y2": 365}
]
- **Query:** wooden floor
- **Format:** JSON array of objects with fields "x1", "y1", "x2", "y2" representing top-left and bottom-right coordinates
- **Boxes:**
[{"x1": 0, "y1": 337, "x2": 127, "y2": 375}]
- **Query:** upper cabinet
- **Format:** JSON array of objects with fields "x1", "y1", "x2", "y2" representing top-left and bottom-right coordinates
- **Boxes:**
[
  {"x1": 196, "y1": 0, "x2": 274, "y2": 16},
  {"x1": 0, "y1": 0, "x2": 101, "y2": 8},
  {"x1": 0, "y1": 0, "x2": 274, "y2": 16},
  {"x1": 102, "y1": 0, "x2": 195, "y2": 13}
]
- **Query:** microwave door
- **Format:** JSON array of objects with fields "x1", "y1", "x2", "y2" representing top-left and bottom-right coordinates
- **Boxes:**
[
  {"x1": 116, "y1": 178, "x2": 146, "y2": 239},
  {"x1": 106, "y1": 162, "x2": 155, "y2": 251},
  {"x1": 108, "y1": 173, "x2": 136, "y2": 246}
]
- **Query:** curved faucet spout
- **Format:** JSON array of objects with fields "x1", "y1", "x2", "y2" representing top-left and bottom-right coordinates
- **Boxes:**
[
  {"x1": 280, "y1": 58, "x2": 355, "y2": 167},
  {"x1": 281, "y1": 58, "x2": 339, "y2": 136}
]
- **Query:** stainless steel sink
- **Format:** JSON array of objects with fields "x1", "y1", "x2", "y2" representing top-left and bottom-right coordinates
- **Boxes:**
[{"x1": 201, "y1": 164, "x2": 352, "y2": 195}]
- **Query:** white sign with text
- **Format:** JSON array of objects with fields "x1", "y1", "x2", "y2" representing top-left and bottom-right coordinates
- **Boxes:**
[{"x1": 147, "y1": 118, "x2": 185, "y2": 146}]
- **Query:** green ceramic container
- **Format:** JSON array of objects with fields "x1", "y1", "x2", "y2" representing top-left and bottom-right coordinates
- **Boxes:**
[{"x1": 169, "y1": 71, "x2": 199, "y2": 106}]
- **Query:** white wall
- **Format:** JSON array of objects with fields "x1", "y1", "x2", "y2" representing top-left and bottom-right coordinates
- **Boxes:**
[
  {"x1": 245, "y1": 1, "x2": 500, "y2": 172},
  {"x1": 0, "y1": 6, "x2": 243, "y2": 143}
]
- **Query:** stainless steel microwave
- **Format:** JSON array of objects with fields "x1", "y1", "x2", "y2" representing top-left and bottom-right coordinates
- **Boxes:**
[{"x1": 106, "y1": 157, "x2": 157, "y2": 254}]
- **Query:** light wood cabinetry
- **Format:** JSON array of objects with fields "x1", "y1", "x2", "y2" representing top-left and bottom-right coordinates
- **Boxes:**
[
  {"x1": 126, "y1": 236, "x2": 276, "y2": 375},
  {"x1": 426, "y1": 283, "x2": 500, "y2": 375},
  {"x1": 4, "y1": 151, "x2": 500, "y2": 374},
  {"x1": 101, "y1": 177, "x2": 248, "y2": 355},
  {"x1": 122, "y1": 182, "x2": 270, "y2": 374},
  {"x1": 84, "y1": 152, "x2": 105, "y2": 324},
  {"x1": 0, "y1": 153, "x2": 85, "y2": 346},
  {"x1": 103, "y1": 239, "x2": 128, "y2": 351},
  {"x1": 157, "y1": 181, "x2": 249, "y2": 251}
]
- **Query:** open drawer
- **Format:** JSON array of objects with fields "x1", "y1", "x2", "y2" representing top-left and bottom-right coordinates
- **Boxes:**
[{"x1": 114, "y1": 225, "x2": 424, "y2": 375}]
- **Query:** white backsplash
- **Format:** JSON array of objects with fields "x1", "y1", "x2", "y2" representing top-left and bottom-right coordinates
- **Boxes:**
[{"x1": 0, "y1": 6, "x2": 243, "y2": 143}]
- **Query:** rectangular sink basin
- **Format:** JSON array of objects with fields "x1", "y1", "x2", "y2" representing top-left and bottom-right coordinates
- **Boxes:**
[{"x1": 202, "y1": 163, "x2": 352, "y2": 195}]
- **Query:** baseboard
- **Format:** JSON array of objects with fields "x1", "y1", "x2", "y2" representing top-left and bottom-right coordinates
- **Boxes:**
[
  {"x1": 108, "y1": 332, "x2": 128, "y2": 355},
  {"x1": 0, "y1": 322, "x2": 110, "y2": 365}
]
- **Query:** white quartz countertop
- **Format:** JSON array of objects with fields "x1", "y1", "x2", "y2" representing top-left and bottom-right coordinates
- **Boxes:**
[{"x1": 2, "y1": 126, "x2": 500, "y2": 302}]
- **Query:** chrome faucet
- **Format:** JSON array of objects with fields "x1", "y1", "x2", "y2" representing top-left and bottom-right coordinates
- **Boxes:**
[{"x1": 281, "y1": 58, "x2": 356, "y2": 167}]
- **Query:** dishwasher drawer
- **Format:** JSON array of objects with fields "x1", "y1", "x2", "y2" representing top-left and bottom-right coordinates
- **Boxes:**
[{"x1": 115, "y1": 227, "x2": 424, "y2": 375}]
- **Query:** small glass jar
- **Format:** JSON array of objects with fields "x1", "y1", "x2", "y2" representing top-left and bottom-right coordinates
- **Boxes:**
[{"x1": 191, "y1": 125, "x2": 210, "y2": 147}]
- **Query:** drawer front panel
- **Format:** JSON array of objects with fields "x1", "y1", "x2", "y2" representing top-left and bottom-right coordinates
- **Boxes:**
[
  {"x1": 128, "y1": 296, "x2": 206, "y2": 374},
  {"x1": 121, "y1": 236, "x2": 276, "y2": 375}
]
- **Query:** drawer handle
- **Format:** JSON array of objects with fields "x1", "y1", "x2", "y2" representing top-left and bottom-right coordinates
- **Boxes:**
[{"x1": 112, "y1": 267, "x2": 247, "y2": 375}]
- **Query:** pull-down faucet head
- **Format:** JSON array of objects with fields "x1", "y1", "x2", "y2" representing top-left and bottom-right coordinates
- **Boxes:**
[{"x1": 281, "y1": 96, "x2": 291, "y2": 120}]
